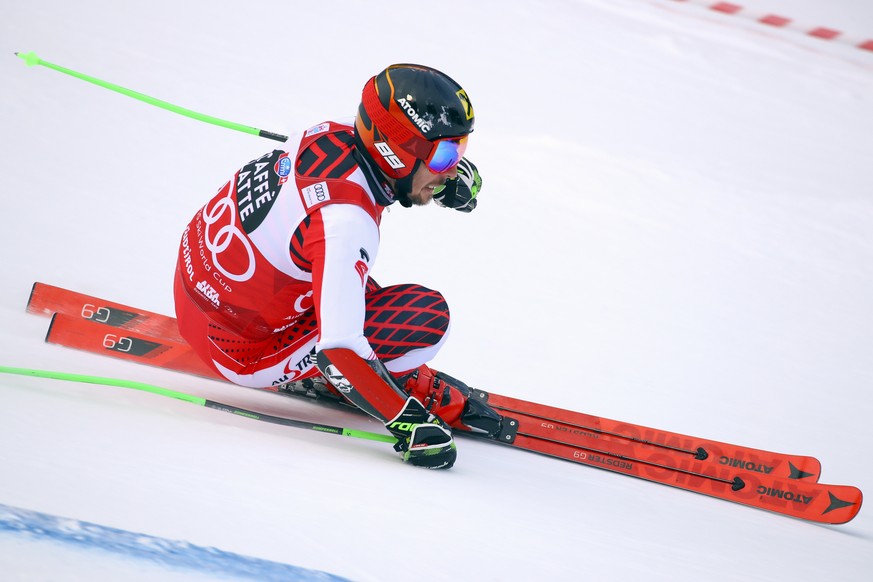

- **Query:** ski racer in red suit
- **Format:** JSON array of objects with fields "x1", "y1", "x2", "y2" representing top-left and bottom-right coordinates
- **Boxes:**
[{"x1": 174, "y1": 64, "x2": 504, "y2": 469}]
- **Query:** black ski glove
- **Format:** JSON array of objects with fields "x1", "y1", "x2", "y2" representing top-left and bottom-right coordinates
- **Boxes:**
[
  {"x1": 433, "y1": 158, "x2": 481, "y2": 213},
  {"x1": 387, "y1": 397, "x2": 457, "y2": 469}
]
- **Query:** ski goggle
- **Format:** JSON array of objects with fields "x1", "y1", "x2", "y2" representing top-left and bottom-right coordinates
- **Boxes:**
[{"x1": 424, "y1": 135, "x2": 469, "y2": 173}]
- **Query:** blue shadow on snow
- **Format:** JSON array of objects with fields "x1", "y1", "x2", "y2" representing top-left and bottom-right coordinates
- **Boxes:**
[{"x1": 0, "y1": 502, "x2": 351, "y2": 581}]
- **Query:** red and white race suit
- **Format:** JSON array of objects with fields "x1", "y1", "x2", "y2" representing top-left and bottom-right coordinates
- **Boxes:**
[{"x1": 174, "y1": 119, "x2": 450, "y2": 395}]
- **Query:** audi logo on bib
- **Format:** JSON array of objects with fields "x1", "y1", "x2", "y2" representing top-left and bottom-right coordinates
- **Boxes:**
[{"x1": 202, "y1": 183, "x2": 257, "y2": 283}]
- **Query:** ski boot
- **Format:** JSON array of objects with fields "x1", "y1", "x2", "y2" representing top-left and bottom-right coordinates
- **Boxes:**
[{"x1": 396, "y1": 365, "x2": 504, "y2": 438}]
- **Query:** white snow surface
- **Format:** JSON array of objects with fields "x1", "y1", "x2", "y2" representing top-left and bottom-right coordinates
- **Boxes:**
[{"x1": 2, "y1": 0, "x2": 872, "y2": 580}]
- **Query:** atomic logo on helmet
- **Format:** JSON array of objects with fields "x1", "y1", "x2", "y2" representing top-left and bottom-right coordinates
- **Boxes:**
[{"x1": 396, "y1": 95, "x2": 433, "y2": 132}]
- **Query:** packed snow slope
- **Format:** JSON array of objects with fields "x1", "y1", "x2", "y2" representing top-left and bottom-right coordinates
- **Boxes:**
[{"x1": 2, "y1": 0, "x2": 872, "y2": 580}]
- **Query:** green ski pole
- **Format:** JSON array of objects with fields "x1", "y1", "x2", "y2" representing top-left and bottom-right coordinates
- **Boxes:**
[
  {"x1": 15, "y1": 51, "x2": 288, "y2": 142},
  {"x1": 0, "y1": 365, "x2": 396, "y2": 444}
]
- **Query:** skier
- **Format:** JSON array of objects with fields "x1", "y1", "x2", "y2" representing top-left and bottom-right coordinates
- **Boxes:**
[{"x1": 173, "y1": 63, "x2": 504, "y2": 469}]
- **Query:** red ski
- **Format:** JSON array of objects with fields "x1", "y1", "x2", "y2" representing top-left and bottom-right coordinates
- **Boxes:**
[
  {"x1": 479, "y1": 395, "x2": 820, "y2": 483},
  {"x1": 28, "y1": 283, "x2": 185, "y2": 342},
  {"x1": 25, "y1": 282, "x2": 824, "y2": 479},
  {"x1": 26, "y1": 282, "x2": 863, "y2": 524}
]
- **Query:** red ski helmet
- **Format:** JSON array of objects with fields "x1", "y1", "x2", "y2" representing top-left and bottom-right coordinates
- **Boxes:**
[{"x1": 355, "y1": 64, "x2": 475, "y2": 180}]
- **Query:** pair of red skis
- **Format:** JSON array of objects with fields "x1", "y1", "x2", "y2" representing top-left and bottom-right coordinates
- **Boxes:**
[{"x1": 23, "y1": 282, "x2": 862, "y2": 524}]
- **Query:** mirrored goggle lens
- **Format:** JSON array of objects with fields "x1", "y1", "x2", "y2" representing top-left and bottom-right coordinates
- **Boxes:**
[{"x1": 426, "y1": 135, "x2": 468, "y2": 173}]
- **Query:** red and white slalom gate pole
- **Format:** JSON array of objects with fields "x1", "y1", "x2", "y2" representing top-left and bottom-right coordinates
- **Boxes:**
[{"x1": 667, "y1": 0, "x2": 873, "y2": 52}]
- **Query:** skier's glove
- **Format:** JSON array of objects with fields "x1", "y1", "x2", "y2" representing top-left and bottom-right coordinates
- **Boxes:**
[
  {"x1": 386, "y1": 397, "x2": 457, "y2": 470},
  {"x1": 433, "y1": 158, "x2": 481, "y2": 213}
]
